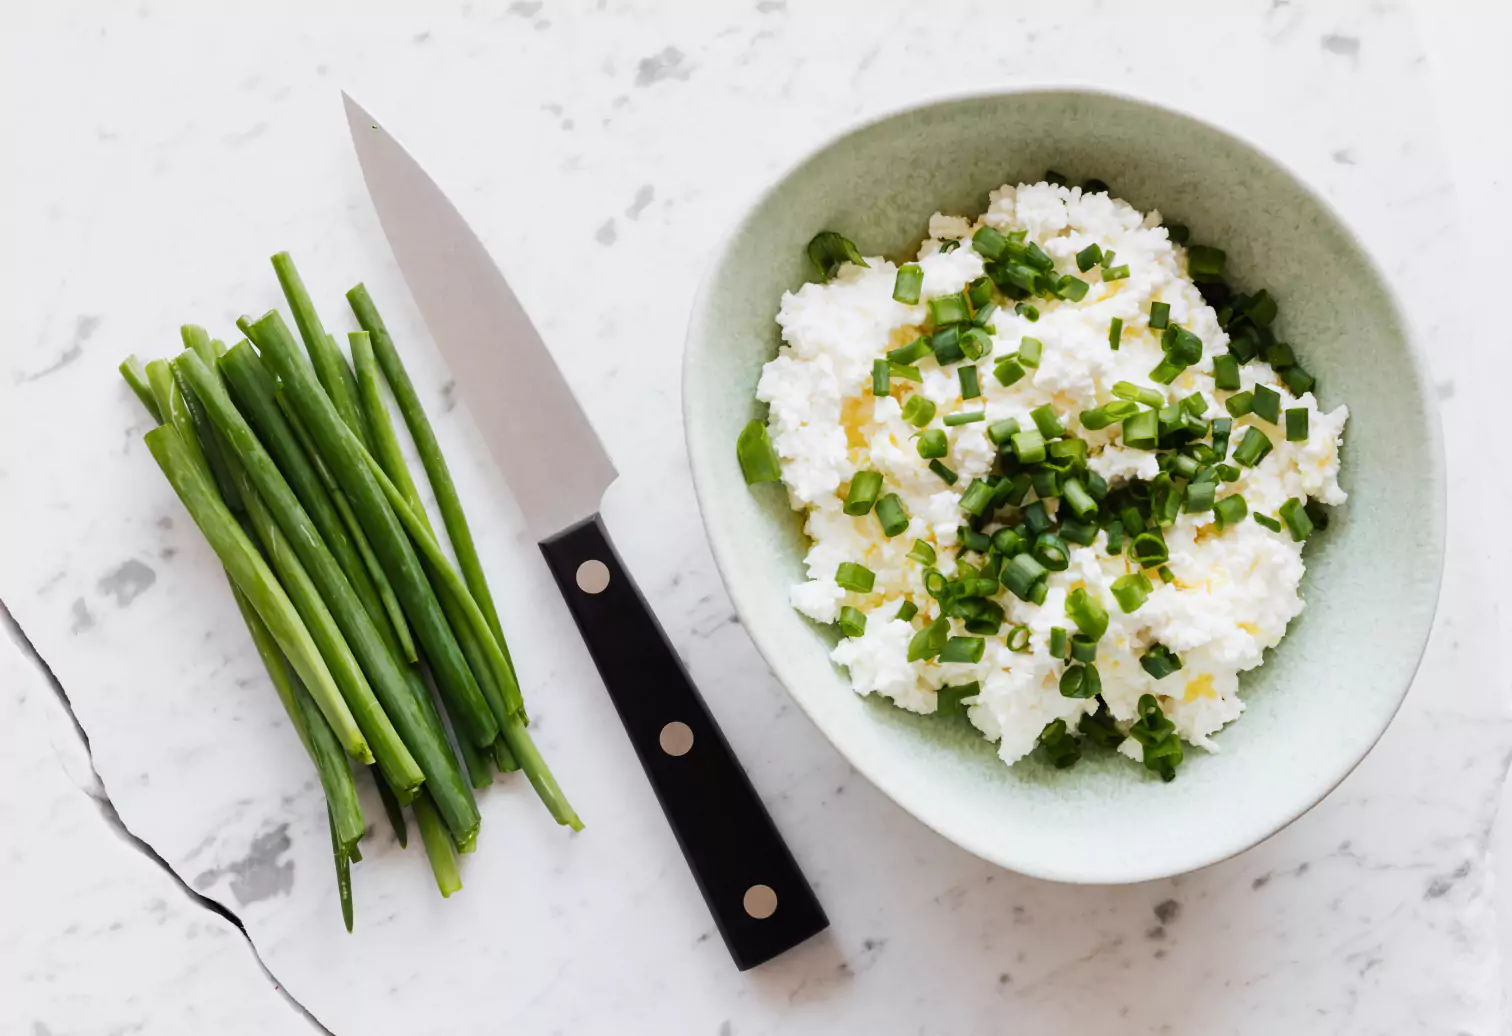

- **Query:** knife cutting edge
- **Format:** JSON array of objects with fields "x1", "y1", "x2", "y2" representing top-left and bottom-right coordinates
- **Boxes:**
[{"x1": 342, "y1": 92, "x2": 828, "y2": 970}]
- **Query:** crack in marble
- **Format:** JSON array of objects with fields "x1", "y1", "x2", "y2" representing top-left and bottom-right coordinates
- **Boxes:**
[{"x1": 0, "y1": 602, "x2": 332, "y2": 1035}]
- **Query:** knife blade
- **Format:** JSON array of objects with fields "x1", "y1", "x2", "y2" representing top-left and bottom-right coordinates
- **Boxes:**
[{"x1": 343, "y1": 93, "x2": 827, "y2": 970}]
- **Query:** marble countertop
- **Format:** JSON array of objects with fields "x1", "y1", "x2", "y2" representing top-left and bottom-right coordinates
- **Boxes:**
[{"x1": 3, "y1": 1, "x2": 1509, "y2": 1033}]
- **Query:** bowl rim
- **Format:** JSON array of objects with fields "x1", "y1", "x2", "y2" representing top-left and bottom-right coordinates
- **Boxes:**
[{"x1": 682, "y1": 84, "x2": 1446, "y2": 884}]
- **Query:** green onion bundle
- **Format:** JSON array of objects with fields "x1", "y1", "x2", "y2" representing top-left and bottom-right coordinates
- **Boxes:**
[{"x1": 120, "y1": 253, "x2": 579, "y2": 930}]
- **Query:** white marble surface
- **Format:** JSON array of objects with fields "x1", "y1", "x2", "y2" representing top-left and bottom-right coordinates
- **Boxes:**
[{"x1": 2, "y1": 1, "x2": 1508, "y2": 1033}]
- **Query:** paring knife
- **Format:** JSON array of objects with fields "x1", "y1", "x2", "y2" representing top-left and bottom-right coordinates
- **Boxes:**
[{"x1": 343, "y1": 93, "x2": 827, "y2": 970}]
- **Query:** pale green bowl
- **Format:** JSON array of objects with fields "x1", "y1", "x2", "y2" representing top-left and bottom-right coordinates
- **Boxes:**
[{"x1": 683, "y1": 89, "x2": 1444, "y2": 883}]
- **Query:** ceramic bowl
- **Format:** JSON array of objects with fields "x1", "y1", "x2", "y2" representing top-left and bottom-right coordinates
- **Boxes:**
[{"x1": 683, "y1": 89, "x2": 1443, "y2": 883}]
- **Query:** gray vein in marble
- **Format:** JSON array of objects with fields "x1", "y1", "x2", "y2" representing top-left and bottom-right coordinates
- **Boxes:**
[
  {"x1": 15, "y1": 314, "x2": 99, "y2": 383},
  {"x1": 1322, "y1": 33, "x2": 1362, "y2": 57},
  {"x1": 0, "y1": 605, "x2": 330, "y2": 1034},
  {"x1": 634, "y1": 46, "x2": 690, "y2": 87},
  {"x1": 625, "y1": 184, "x2": 654, "y2": 220},
  {"x1": 193, "y1": 824, "x2": 296, "y2": 906},
  {"x1": 97, "y1": 558, "x2": 156, "y2": 607}
]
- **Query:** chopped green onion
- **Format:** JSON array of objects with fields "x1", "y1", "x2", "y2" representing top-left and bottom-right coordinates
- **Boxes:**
[
  {"x1": 1050, "y1": 437, "x2": 1089, "y2": 463},
  {"x1": 872, "y1": 358, "x2": 890, "y2": 397},
  {"x1": 844, "y1": 471, "x2": 884, "y2": 515},
  {"x1": 959, "y1": 478, "x2": 995, "y2": 516},
  {"x1": 1029, "y1": 403, "x2": 1065, "y2": 439},
  {"x1": 1129, "y1": 531, "x2": 1169, "y2": 567},
  {"x1": 835, "y1": 562, "x2": 875, "y2": 593},
  {"x1": 839, "y1": 606, "x2": 867, "y2": 638},
  {"x1": 892, "y1": 264, "x2": 924, "y2": 305},
  {"x1": 1148, "y1": 359, "x2": 1184, "y2": 385},
  {"x1": 928, "y1": 459, "x2": 958, "y2": 485},
  {"x1": 960, "y1": 528, "x2": 991, "y2": 554},
  {"x1": 907, "y1": 616, "x2": 950, "y2": 661},
  {"x1": 1113, "y1": 381, "x2": 1165, "y2": 408},
  {"x1": 1111, "y1": 571, "x2": 1152, "y2": 612},
  {"x1": 1100, "y1": 249, "x2": 1116, "y2": 268},
  {"x1": 1264, "y1": 342, "x2": 1296, "y2": 369},
  {"x1": 1070, "y1": 634, "x2": 1099, "y2": 663},
  {"x1": 931, "y1": 325, "x2": 965, "y2": 366},
  {"x1": 1213, "y1": 354, "x2": 1241, "y2": 391},
  {"x1": 992, "y1": 527, "x2": 1026, "y2": 557},
  {"x1": 1066, "y1": 587, "x2": 1109, "y2": 640},
  {"x1": 1149, "y1": 301, "x2": 1170, "y2": 329},
  {"x1": 987, "y1": 418, "x2": 1021, "y2": 446},
  {"x1": 1023, "y1": 241, "x2": 1054, "y2": 271},
  {"x1": 1002, "y1": 552, "x2": 1048, "y2": 601},
  {"x1": 944, "y1": 409, "x2": 985, "y2": 427},
  {"x1": 1062, "y1": 477, "x2": 1098, "y2": 519},
  {"x1": 807, "y1": 231, "x2": 869, "y2": 282},
  {"x1": 1076, "y1": 243, "x2": 1103, "y2": 272},
  {"x1": 959, "y1": 327, "x2": 992, "y2": 360},
  {"x1": 1007, "y1": 428, "x2": 1044, "y2": 464},
  {"x1": 1279, "y1": 497, "x2": 1314, "y2": 541},
  {"x1": 896, "y1": 600, "x2": 919, "y2": 622},
  {"x1": 1006, "y1": 625, "x2": 1032, "y2": 652},
  {"x1": 937, "y1": 681, "x2": 981, "y2": 717},
  {"x1": 1018, "y1": 338, "x2": 1043, "y2": 368},
  {"x1": 1037, "y1": 718, "x2": 1082, "y2": 768},
  {"x1": 1023, "y1": 500, "x2": 1053, "y2": 535},
  {"x1": 1225, "y1": 391, "x2": 1255, "y2": 417},
  {"x1": 923, "y1": 568, "x2": 949, "y2": 600},
  {"x1": 997, "y1": 473, "x2": 1032, "y2": 507},
  {"x1": 1049, "y1": 626, "x2": 1068, "y2": 659},
  {"x1": 1228, "y1": 326, "x2": 1260, "y2": 363},
  {"x1": 1015, "y1": 302, "x2": 1041, "y2": 322},
  {"x1": 1105, "y1": 520, "x2": 1125, "y2": 554},
  {"x1": 1252, "y1": 384, "x2": 1281, "y2": 424},
  {"x1": 875, "y1": 494, "x2": 909, "y2": 537},
  {"x1": 1055, "y1": 275, "x2": 1090, "y2": 302},
  {"x1": 993, "y1": 356, "x2": 1026, "y2": 387},
  {"x1": 1157, "y1": 565, "x2": 1175, "y2": 584},
  {"x1": 972, "y1": 226, "x2": 1008, "y2": 260},
  {"x1": 1184, "y1": 480, "x2": 1215, "y2": 513},
  {"x1": 889, "y1": 363, "x2": 923, "y2": 383},
  {"x1": 1123, "y1": 410, "x2": 1159, "y2": 450},
  {"x1": 1210, "y1": 493, "x2": 1247, "y2": 529},
  {"x1": 1130, "y1": 694, "x2": 1182, "y2": 781},
  {"x1": 1078, "y1": 400, "x2": 1137, "y2": 430},
  {"x1": 916, "y1": 428, "x2": 948, "y2": 459},
  {"x1": 888, "y1": 336, "x2": 932, "y2": 365},
  {"x1": 1108, "y1": 317, "x2": 1123, "y2": 350},
  {"x1": 929, "y1": 292, "x2": 971, "y2": 325},
  {"x1": 941, "y1": 636, "x2": 985, "y2": 664},
  {"x1": 1034, "y1": 532, "x2": 1070, "y2": 571},
  {"x1": 1217, "y1": 462, "x2": 1241, "y2": 482},
  {"x1": 1281, "y1": 364, "x2": 1315, "y2": 396},
  {"x1": 906, "y1": 539, "x2": 937, "y2": 565},
  {"x1": 1059, "y1": 663, "x2": 1101, "y2": 699},
  {"x1": 1254, "y1": 512, "x2": 1282, "y2": 533},
  {"x1": 1164, "y1": 223, "x2": 1190, "y2": 245},
  {"x1": 1245, "y1": 289, "x2": 1277, "y2": 326},
  {"x1": 736, "y1": 420, "x2": 782, "y2": 483},
  {"x1": 1232, "y1": 426, "x2": 1273, "y2": 468},
  {"x1": 1102, "y1": 265, "x2": 1130, "y2": 282},
  {"x1": 939, "y1": 239, "x2": 961, "y2": 254},
  {"x1": 1031, "y1": 468, "x2": 1061, "y2": 500},
  {"x1": 1285, "y1": 407, "x2": 1309, "y2": 442},
  {"x1": 959, "y1": 365, "x2": 981, "y2": 400},
  {"x1": 1187, "y1": 244, "x2": 1226, "y2": 279},
  {"x1": 902, "y1": 395, "x2": 936, "y2": 427},
  {"x1": 1140, "y1": 644, "x2": 1182, "y2": 679}
]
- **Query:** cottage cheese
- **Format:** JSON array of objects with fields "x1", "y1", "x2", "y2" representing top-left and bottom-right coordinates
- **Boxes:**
[{"x1": 756, "y1": 182, "x2": 1348, "y2": 771}]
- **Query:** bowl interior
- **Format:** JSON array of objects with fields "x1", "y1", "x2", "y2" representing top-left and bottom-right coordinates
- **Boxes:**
[{"x1": 684, "y1": 90, "x2": 1443, "y2": 883}]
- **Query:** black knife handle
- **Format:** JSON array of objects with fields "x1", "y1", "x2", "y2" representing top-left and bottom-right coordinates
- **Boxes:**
[{"x1": 540, "y1": 514, "x2": 828, "y2": 970}]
